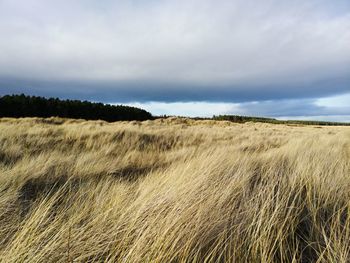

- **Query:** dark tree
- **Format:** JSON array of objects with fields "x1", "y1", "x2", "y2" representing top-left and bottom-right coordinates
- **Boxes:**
[{"x1": 0, "y1": 94, "x2": 153, "y2": 122}]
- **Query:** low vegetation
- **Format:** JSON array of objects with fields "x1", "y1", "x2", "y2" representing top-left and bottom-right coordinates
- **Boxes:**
[
  {"x1": 213, "y1": 115, "x2": 350, "y2": 126},
  {"x1": 0, "y1": 117, "x2": 349, "y2": 262}
]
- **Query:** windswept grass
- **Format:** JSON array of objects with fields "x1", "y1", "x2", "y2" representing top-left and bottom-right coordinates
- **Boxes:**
[{"x1": 0, "y1": 117, "x2": 349, "y2": 262}]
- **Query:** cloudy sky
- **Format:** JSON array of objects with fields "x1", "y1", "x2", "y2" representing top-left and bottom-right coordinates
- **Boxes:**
[{"x1": 0, "y1": 0, "x2": 349, "y2": 120}]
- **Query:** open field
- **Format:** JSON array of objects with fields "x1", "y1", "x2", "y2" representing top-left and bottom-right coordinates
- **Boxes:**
[{"x1": 0, "y1": 117, "x2": 349, "y2": 262}]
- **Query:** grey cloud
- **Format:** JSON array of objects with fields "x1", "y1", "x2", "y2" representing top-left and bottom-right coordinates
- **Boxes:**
[
  {"x1": 0, "y1": 0, "x2": 349, "y2": 103},
  {"x1": 1, "y1": 76, "x2": 349, "y2": 103}
]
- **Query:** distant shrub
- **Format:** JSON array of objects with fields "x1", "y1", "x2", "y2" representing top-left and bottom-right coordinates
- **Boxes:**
[{"x1": 213, "y1": 115, "x2": 350, "y2": 126}]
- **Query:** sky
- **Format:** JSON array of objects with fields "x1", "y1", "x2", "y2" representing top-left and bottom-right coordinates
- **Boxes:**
[{"x1": 0, "y1": 0, "x2": 349, "y2": 120}]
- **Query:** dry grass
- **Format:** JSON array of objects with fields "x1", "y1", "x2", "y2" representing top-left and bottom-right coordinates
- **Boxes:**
[{"x1": 0, "y1": 117, "x2": 349, "y2": 262}]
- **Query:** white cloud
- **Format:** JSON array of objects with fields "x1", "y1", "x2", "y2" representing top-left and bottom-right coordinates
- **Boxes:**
[
  {"x1": 121, "y1": 92, "x2": 350, "y2": 122},
  {"x1": 123, "y1": 101, "x2": 242, "y2": 117},
  {"x1": 315, "y1": 93, "x2": 350, "y2": 108}
]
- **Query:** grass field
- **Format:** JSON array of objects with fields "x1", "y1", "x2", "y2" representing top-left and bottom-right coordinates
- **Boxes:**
[{"x1": 0, "y1": 117, "x2": 349, "y2": 262}]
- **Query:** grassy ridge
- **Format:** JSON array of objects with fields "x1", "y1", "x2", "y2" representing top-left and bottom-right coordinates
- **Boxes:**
[{"x1": 0, "y1": 117, "x2": 350, "y2": 262}]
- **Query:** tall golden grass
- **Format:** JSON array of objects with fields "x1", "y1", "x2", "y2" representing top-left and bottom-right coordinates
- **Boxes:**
[{"x1": 0, "y1": 117, "x2": 349, "y2": 262}]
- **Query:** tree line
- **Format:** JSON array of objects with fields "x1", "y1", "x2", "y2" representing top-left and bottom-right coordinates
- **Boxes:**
[
  {"x1": 1, "y1": 94, "x2": 348, "y2": 126},
  {"x1": 0, "y1": 94, "x2": 153, "y2": 122}
]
